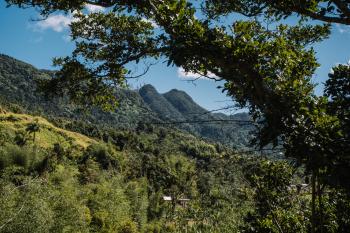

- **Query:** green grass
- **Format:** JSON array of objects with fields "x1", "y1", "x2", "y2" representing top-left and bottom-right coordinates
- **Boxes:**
[{"x1": 0, "y1": 111, "x2": 96, "y2": 150}]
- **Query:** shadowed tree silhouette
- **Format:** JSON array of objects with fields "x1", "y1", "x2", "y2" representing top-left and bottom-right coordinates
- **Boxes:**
[{"x1": 26, "y1": 119, "x2": 40, "y2": 143}]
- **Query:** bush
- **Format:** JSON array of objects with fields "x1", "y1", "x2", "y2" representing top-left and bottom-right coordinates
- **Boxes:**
[
  {"x1": 14, "y1": 131, "x2": 27, "y2": 146},
  {"x1": 0, "y1": 126, "x2": 11, "y2": 145},
  {"x1": 0, "y1": 145, "x2": 45, "y2": 174},
  {"x1": 118, "y1": 220, "x2": 139, "y2": 233},
  {"x1": 82, "y1": 144, "x2": 120, "y2": 170},
  {"x1": 143, "y1": 222, "x2": 162, "y2": 233}
]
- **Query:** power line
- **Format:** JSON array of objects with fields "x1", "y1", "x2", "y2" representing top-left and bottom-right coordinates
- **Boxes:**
[{"x1": 149, "y1": 119, "x2": 255, "y2": 125}]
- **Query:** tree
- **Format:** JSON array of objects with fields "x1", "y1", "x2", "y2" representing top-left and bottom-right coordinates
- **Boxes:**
[
  {"x1": 323, "y1": 64, "x2": 350, "y2": 190},
  {"x1": 242, "y1": 159, "x2": 309, "y2": 233},
  {"x1": 26, "y1": 120, "x2": 40, "y2": 143},
  {"x1": 204, "y1": 0, "x2": 350, "y2": 25}
]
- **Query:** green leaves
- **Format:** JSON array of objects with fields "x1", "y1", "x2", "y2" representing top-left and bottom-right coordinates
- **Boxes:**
[
  {"x1": 242, "y1": 159, "x2": 309, "y2": 233},
  {"x1": 43, "y1": 12, "x2": 162, "y2": 110},
  {"x1": 203, "y1": 0, "x2": 350, "y2": 25},
  {"x1": 43, "y1": 57, "x2": 119, "y2": 111}
]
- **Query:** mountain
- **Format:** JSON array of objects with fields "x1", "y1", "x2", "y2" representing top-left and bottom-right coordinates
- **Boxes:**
[
  {"x1": 163, "y1": 88, "x2": 207, "y2": 115},
  {"x1": 0, "y1": 54, "x2": 157, "y2": 128},
  {"x1": 139, "y1": 84, "x2": 186, "y2": 121},
  {"x1": 140, "y1": 85, "x2": 254, "y2": 149},
  {"x1": 0, "y1": 54, "x2": 254, "y2": 149}
]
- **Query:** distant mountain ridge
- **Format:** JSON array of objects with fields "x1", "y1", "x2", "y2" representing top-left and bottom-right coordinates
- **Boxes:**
[
  {"x1": 139, "y1": 84, "x2": 186, "y2": 121},
  {"x1": 163, "y1": 88, "x2": 207, "y2": 115},
  {"x1": 0, "y1": 54, "x2": 254, "y2": 149},
  {"x1": 139, "y1": 84, "x2": 255, "y2": 148}
]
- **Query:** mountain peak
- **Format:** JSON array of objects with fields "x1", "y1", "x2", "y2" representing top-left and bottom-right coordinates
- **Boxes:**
[
  {"x1": 165, "y1": 88, "x2": 194, "y2": 102},
  {"x1": 139, "y1": 84, "x2": 157, "y2": 93},
  {"x1": 139, "y1": 84, "x2": 185, "y2": 121},
  {"x1": 163, "y1": 89, "x2": 206, "y2": 115}
]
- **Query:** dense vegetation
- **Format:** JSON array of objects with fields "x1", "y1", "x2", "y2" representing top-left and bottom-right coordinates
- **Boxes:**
[
  {"x1": 0, "y1": 55, "x2": 348, "y2": 231},
  {"x1": 0, "y1": 57, "x2": 349, "y2": 232},
  {"x1": 1, "y1": 105, "x2": 350, "y2": 232},
  {"x1": 0, "y1": 105, "x2": 252, "y2": 232}
]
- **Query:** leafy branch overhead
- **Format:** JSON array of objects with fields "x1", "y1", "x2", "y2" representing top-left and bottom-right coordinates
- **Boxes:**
[{"x1": 204, "y1": 0, "x2": 350, "y2": 25}]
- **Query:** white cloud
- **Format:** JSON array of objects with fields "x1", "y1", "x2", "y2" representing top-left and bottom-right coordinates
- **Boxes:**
[
  {"x1": 31, "y1": 5, "x2": 104, "y2": 33},
  {"x1": 85, "y1": 4, "x2": 105, "y2": 13},
  {"x1": 330, "y1": 62, "x2": 341, "y2": 74},
  {"x1": 34, "y1": 14, "x2": 72, "y2": 32},
  {"x1": 177, "y1": 67, "x2": 218, "y2": 80}
]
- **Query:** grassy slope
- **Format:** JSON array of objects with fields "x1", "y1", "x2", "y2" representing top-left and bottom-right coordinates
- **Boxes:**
[{"x1": 0, "y1": 109, "x2": 96, "y2": 149}]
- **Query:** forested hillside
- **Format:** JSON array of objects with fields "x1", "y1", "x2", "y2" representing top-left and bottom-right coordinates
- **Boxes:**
[
  {"x1": 1, "y1": 55, "x2": 350, "y2": 232},
  {"x1": 0, "y1": 53, "x2": 336, "y2": 233},
  {"x1": 0, "y1": 54, "x2": 254, "y2": 150},
  {"x1": 0, "y1": 105, "x2": 256, "y2": 232},
  {"x1": 140, "y1": 85, "x2": 254, "y2": 148},
  {"x1": 1, "y1": 105, "x2": 349, "y2": 233},
  {"x1": 0, "y1": 54, "x2": 158, "y2": 129}
]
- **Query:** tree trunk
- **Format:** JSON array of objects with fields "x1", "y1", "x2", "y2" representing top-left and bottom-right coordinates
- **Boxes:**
[
  {"x1": 317, "y1": 176, "x2": 324, "y2": 233},
  {"x1": 311, "y1": 171, "x2": 316, "y2": 233}
]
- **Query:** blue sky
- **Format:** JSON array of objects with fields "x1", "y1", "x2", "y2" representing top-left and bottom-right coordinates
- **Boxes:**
[{"x1": 0, "y1": 2, "x2": 350, "y2": 113}]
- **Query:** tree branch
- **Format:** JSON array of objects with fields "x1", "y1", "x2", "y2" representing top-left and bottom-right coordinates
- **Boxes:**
[
  {"x1": 294, "y1": 5, "x2": 350, "y2": 25},
  {"x1": 332, "y1": 0, "x2": 350, "y2": 17}
]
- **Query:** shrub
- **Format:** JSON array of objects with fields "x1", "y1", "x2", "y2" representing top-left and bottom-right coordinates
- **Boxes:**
[
  {"x1": 118, "y1": 220, "x2": 139, "y2": 233},
  {"x1": 14, "y1": 131, "x2": 27, "y2": 146},
  {"x1": 143, "y1": 222, "x2": 162, "y2": 233},
  {"x1": 82, "y1": 144, "x2": 120, "y2": 170},
  {"x1": 0, "y1": 145, "x2": 45, "y2": 174}
]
